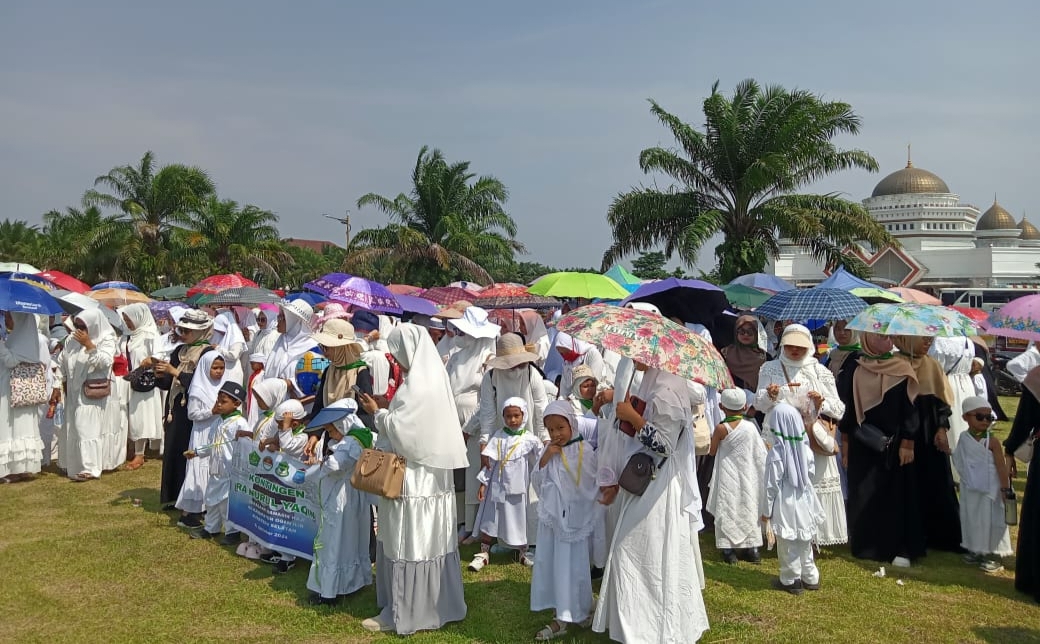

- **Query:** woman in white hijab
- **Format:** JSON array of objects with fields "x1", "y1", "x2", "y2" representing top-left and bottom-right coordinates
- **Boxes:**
[
  {"x1": 118, "y1": 303, "x2": 164, "y2": 470},
  {"x1": 61, "y1": 308, "x2": 117, "y2": 481},
  {"x1": 250, "y1": 307, "x2": 280, "y2": 359},
  {"x1": 0, "y1": 312, "x2": 48, "y2": 481},
  {"x1": 518, "y1": 309, "x2": 550, "y2": 367},
  {"x1": 265, "y1": 300, "x2": 314, "y2": 394},
  {"x1": 211, "y1": 310, "x2": 247, "y2": 385},
  {"x1": 555, "y1": 331, "x2": 610, "y2": 400},
  {"x1": 594, "y1": 364, "x2": 709, "y2": 643},
  {"x1": 359, "y1": 324, "x2": 468, "y2": 635},
  {"x1": 446, "y1": 306, "x2": 500, "y2": 533}
]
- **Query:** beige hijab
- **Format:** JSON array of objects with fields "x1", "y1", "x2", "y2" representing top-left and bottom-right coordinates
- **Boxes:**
[{"x1": 852, "y1": 333, "x2": 918, "y2": 424}]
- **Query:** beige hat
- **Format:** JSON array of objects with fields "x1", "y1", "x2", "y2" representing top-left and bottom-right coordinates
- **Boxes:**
[
  {"x1": 311, "y1": 318, "x2": 359, "y2": 347},
  {"x1": 486, "y1": 333, "x2": 539, "y2": 370},
  {"x1": 780, "y1": 324, "x2": 813, "y2": 350}
]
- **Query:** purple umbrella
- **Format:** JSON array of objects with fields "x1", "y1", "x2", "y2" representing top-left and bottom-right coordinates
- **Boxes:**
[
  {"x1": 327, "y1": 276, "x2": 403, "y2": 314},
  {"x1": 396, "y1": 294, "x2": 440, "y2": 316},
  {"x1": 303, "y1": 272, "x2": 352, "y2": 297},
  {"x1": 148, "y1": 300, "x2": 185, "y2": 322},
  {"x1": 621, "y1": 278, "x2": 731, "y2": 326}
]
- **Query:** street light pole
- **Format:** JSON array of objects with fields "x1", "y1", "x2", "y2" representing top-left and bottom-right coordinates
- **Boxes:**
[{"x1": 322, "y1": 211, "x2": 351, "y2": 249}]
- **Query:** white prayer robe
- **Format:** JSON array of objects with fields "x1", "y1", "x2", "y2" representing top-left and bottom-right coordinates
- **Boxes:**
[
  {"x1": 473, "y1": 429, "x2": 542, "y2": 547},
  {"x1": 706, "y1": 419, "x2": 766, "y2": 549}
]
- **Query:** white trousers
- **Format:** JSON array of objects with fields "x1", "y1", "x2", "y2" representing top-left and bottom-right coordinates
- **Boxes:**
[
  {"x1": 777, "y1": 537, "x2": 819, "y2": 585},
  {"x1": 204, "y1": 498, "x2": 229, "y2": 534}
]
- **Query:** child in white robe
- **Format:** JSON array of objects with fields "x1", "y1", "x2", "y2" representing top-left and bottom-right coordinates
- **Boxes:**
[
  {"x1": 469, "y1": 396, "x2": 543, "y2": 571},
  {"x1": 707, "y1": 388, "x2": 766, "y2": 564},
  {"x1": 175, "y1": 352, "x2": 228, "y2": 525},
  {"x1": 186, "y1": 380, "x2": 249, "y2": 543},
  {"x1": 761, "y1": 402, "x2": 824, "y2": 595},
  {"x1": 954, "y1": 396, "x2": 1013, "y2": 573},
  {"x1": 261, "y1": 399, "x2": 309, "y2": 573},
  {"x1": 530, "y1": 400, "x2": 604, "y2": 641},
  {"x1": 303, "y1": 398, "x2": 375, "y2": 605},
  {"x1": 567, "y1": 365, "x2": 600, "y2": 417}
]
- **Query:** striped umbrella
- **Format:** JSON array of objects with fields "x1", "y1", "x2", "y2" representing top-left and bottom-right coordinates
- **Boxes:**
[
  {"x1": 200, "y1": 286, "x2": 284, "y2": 306},
  {"x1": 755, "y1": 288, "x2": 868, "y2": 322}
]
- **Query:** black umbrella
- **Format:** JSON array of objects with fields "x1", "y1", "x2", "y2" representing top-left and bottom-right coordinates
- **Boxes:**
[{"x1": 620, "y1": 278, "x2": 731, "y2": 327}]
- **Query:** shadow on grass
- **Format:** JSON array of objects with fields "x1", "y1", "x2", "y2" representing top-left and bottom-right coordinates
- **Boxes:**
[{"x1": 973, "y1": 626, "x2": 1040, "y2": 643}]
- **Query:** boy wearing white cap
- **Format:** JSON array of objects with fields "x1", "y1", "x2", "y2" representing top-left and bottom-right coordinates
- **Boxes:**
[
  {"x1": 707, "y1": 388, "x2": 767, "y2": 564},
  {"x1": 954, "y1": 396, "x2": 1013, "y2": 572}
]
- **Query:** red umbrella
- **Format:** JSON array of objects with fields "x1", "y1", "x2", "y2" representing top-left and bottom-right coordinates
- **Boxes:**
[
  {"x1": 387, "y1": 284, "x2": 424, "y2": 296},
  {"x1": 950, "y1": 306, "x2": 988, "y2": 323},
  {"x1": 38, "y1": 269, "x2": 90, "y2": 293},
  {"x1": 422, "y1": 286, "x2": 477, "y2": 306},
  {"x1": 187, "y1": 273, "x2": 258, "y2": 297}
]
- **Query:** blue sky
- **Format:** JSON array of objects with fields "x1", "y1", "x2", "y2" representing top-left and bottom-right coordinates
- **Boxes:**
[{"x1": 2, "y1": 1, "x2": 1037, "y2": 271}]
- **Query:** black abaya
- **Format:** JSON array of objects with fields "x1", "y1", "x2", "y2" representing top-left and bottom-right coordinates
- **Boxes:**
[
  {"x1": 912, "y1": 394, "x2": 962, "y2": 553},
  {"x1": 1004, "y1": 386, "x2": 1040, "y2": 602}
]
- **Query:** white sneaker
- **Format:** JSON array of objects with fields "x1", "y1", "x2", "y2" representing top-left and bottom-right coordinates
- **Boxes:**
[
  {"x1": 361, "y1": 616, "x2": 394, "y2": 632},
  {"x1": 892, "y1": 556, "x2": 911, "y2": 568},
  {"x1": 468, "y1": 552, "x2": 489, "y2": 571},
  {"x1": 520, "y1": 550, "x2": 536, "y2": 567}
]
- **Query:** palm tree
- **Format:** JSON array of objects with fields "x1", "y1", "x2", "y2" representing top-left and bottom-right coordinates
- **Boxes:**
[
  {"x1": 40, "y1": 206, "x2": 128, "y2": 283},
  {"x1": 180, "y1": 197, "x2": 293, "y2": 285},
  {"x1": 348, "y1": 146, "x2": 526, "y2": 285},
  {"x1": 83, "y1": 150, "x2": 215, "y2": 282},
  {"x1": 602, "y1": 79, "x2": 895, "y2": 282},
  {"x1": 0, "y1": 220, "x2": 43, "y2": 263}
]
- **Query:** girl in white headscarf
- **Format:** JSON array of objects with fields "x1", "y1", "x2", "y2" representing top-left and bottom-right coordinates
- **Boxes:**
[
  {"x1": 60, "y1": 308, "x2": 117, "y2": 481},
  {"x1": 518, "y1": 309, "x2": 550, "y2": 367},
  {"x1": 594, "y1": 365, "x2": 709, "y2": 643},
  {"x1": 118, "y1": 303, "x2": 164, "y2": 470},
  {"x1": 762, "y1": 402, "x2": 825, "y2": 594},
  {"x1": 0, "y1": 312, "x2": 48, "y2": 481},
  {"x1": 250, "y1": 307, "x2": 280, "y2": 359},
  {"x1": 358, "y1": 324, "x2": 468, "y2": 635},
  {"x1": 266, "y1": 300, "x2": 314, "y2": 394},
  {"x1": 175, "y1": 351, "x2": 229, "y2": 518},
  {"x1": 554, "y1": 331, "x2": 609, "y2": 399},
  {"x1": 212, "y1": 310, "x2": 247, "y2": 385}
]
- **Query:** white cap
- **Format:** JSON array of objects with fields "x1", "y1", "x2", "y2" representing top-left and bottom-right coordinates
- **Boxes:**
[
  {"x1": 720, "y1": 388, "x2": 747, "y2": 412},
  {"x1": 961, "y1": 396, "x2": 991, "y2": 415}
]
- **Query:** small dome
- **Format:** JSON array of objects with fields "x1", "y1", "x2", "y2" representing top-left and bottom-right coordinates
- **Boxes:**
[
  {"x1": 1020, "y1": 217, "x2": 1040, "y2": 240},
  {"x1": 977, "y1": 200, "x2": 1018, "y2": 231},
  {"x1": 871, "y1": 162, "x2": 951, "y2": 197}
]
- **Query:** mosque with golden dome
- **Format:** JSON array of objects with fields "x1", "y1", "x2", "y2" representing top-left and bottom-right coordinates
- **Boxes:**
[{"x1": 772, "y1": 153, "x2": 1040, "y2": 289}]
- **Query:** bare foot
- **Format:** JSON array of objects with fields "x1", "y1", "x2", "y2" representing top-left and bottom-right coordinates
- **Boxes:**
[{"x1": 125, "y1": 455, "x2": 146, "y2": 471}]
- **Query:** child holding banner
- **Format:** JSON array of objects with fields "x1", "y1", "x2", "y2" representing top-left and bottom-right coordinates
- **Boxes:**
[
  {"x1": 175, "y1": 353, "x2": 229, "y2": 528},
  {"x1": 303, "y1": 398, "x2": 375, "y2": 605},
  {"x1": 265, "y1": 399, "x2": 309, "y2": 573},
  {"x1": 186, "y1": 381, "x2": 248, "y2": 545}
]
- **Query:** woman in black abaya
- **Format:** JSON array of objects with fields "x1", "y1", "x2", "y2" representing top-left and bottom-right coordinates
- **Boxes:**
[{"x1": 1004, "y1": 367, "x2": 1040, "y2": 602}]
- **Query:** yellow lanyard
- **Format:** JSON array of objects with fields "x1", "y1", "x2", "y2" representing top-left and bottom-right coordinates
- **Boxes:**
[
  {"x1": 560, "y1": 441, "x2": 584, "y2": 487},
  {"x1": 497, "y1": 438, "x2": 524, "y2": 476}
]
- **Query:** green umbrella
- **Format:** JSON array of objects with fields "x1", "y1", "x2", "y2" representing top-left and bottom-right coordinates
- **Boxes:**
[
  {"x1": 529, "y1": 272, "x2": 631, "y2": 300},
  {"x1": 849, "y1": 286, "x2": 903, "y2": 304},
  {"x1": 721, "y1": 283, "x2": 771, "y2": 309},
  {"x1": 150, "y1": 285, "x2": 189, "y2": 301},
  {"x1": 603, "y1": 264, "x2": 641, "y2": 287}
]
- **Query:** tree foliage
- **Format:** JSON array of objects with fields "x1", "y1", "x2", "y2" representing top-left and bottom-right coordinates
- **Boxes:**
[{"x1": 603, "y1": 79, "x2": 896, "y2": 282}]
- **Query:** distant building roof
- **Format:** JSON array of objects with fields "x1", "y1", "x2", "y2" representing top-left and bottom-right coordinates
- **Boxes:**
[{"x1": 284, "y1": 238, "x2": 342, "y2": 253}]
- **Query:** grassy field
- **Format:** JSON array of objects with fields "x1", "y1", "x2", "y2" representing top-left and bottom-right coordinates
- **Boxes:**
[{"x1": 2, "y1": 397, "x2": 1039, "y2": 643}]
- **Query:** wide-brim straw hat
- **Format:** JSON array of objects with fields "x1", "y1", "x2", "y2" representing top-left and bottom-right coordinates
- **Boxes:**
[
  {"x1": 486, "y1": 332, "x2": 539, "y2": 370},
  {"x1": 177, "y1": 309, "x2": 213, "y2": 331},
  {"x1": 311, "y1": 318, "x2": 360, "y2": 348},
  {"x1": 450, "y1": 306, "x2": 500, "y2": 339}
]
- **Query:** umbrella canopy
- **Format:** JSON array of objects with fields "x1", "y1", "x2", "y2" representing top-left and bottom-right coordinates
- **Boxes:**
[
  {"x1": 756, "y1": 288, "x2": 868, "y2": 322},
  {"x1": 201, "y1": 286, "x2": 283, "y2": 306},
  {"x1": 423, "y1": 286, "x2": 479, "y2": 306},
  {"x1": 474, "y1": 293, "x2": 561, "y2": 310},
  {"x1": 603, "y1": 265, "x2": 641, "y2": 293},
  {"x1": 38, "y1": 270, "x2": 90, "y2": 293},
  {"x1": 52, "y1": 289, "x2": 124, "y2": 328},
  {"x1": 0, "y1": 276, "x2": 64, "y2": 315},
  {"x1": 728, "y1": 273, "x2": 794, "y2": 293},
  {"x1": 849, "y1": 286, "x2": 903, "y2": 304},
  {"x1": 303, "y1": 272, "x2": 354, "y2": 297},
  {"x1": 621, "y1": 278, "x2": 731, "y2": 326},
  {"x1": 0, "y1": 262, "x2": 40, "y2": 274},
  {"x1": 187, "y1": 273, "x2": 258, "y2": 297},
  {"x1": 557, "y1": 303, "x2": 733, "y2": 389},
  {"x1": 283, "y1": 291, "x2": 325, "y2": 307},
  {"x1": 87, "y1": 288, "x2": 152, "y2": 308},
  {"x1": 982, "y1": 294, "x2": 1040, "y2": 342},
  {"x1": 448, "y1": 281, "x2": 484, "y2": 292},
  {"x1": 148, "y1": 300, "x2": 184, "y2": 322},
  {"x1": 721, "y1": 283, "x2": 771, "y2": 310},
  {"x1": 387, "y1": 284, "x2": 424, "y2": 296},
  {"x1": 396, "y1": 294, "x2": 440, "y2": 316},
  {"x1": 847, "y1": 303, "x2": 977, "y2": 337},
  {"x1": 92, "y1": 280, "x2": 140, "y2": 292},
  {"x1": 1, "y1": 271, "x2": 58, "y2": 292},
  {"x1": 950, "y1": 306, "x2": 989, "y2": 323},
  {"x1": 530, "y1": 272, "x2": 630, "y2": 300},
  {"x1": 150, "y1": 285, "x2": 189, "y2": 301},
  {"x1": 888, "y1": 287, "x2": 941, "y2": 305},
  {"x1": 328, "y1": 277, "x2": 402, "y2": 314}
]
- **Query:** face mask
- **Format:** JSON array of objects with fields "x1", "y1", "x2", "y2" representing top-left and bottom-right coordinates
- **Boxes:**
[{"x1": 559, "y1": 348, "x2": 581, "y2": 363}]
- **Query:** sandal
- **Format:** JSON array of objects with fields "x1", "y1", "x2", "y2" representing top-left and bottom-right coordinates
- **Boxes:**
[
  {"x1": 72, "y1": 472, "x2": 96, "y2": 482},
  {"x1": 535, "y1": 620, "x2": 567, "y2": 641},
  {"x1": 125, "y1": 456, "x2": 146, "y2": 471}
]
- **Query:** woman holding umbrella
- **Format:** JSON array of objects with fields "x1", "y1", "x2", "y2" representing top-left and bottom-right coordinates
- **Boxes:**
[
  {"x1": 61, "y1": 308, "x2": 117, "y2": 481},
  {"x1": 0, "y1": 312, "x2": 48, "y2": 481}
]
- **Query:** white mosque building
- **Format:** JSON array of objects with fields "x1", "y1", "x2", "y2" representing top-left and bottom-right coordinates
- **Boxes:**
[{"x1": 770, "y1": 156, "x2": 1040, "y2": 290}]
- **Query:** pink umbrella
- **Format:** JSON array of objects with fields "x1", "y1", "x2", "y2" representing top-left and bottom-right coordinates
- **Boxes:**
[
  {"x1": 387, "y1": 284, "x2": 424, "y2": 296},
  {"x1": 983, "y1": 294, "x2": 1040, "y2": 341},
  {"x1": 888, "y1": 287, "x2": 941, "y2": 305}
]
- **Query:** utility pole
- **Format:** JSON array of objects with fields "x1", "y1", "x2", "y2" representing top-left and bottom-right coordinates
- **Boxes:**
[{"x1": 322, "y1": 211, "x2": 352, "y2": 249}]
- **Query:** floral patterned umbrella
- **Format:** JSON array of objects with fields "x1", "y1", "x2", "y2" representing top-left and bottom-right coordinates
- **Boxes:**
[
  {"x1": 846, "y1": 302, "x2": 978, "y2": 337},
  {"x1": 982, "y1": 294, "x2": 1040, "y2": 341},
  {"x1": 187, "y1": 273, "x2": 258, "y2": 297},
  {"x1": 557, "y1": 303, "x2": 734, "y2": 389},
  {"x1": 327, "y1": 276, "x2": 402, "y2": 314}
]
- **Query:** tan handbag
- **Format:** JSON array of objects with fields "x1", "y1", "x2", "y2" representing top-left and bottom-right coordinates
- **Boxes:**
[
  {"x1": 351, "y1": 448, "x2": 406, "y2": 499},
  {"x1": 692, "y1": 404, "x2": 711, "y2": 456}
]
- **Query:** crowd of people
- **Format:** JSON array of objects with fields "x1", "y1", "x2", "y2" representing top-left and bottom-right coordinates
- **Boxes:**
[{"x1": 2, "y1": 296, "x2": 1040, "y2": 642}]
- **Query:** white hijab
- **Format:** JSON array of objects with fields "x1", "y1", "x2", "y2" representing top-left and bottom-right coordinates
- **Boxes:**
[
  {"x1": 501, "y1": 395, "x2": 529, "y2": 426},
  {"x1": 266, "y1": 303, "x2": 314, "y2": 380},
  {"x1": 212, "y1": 311, "x2": 246, "y2": 352},
  {"x1": 65, "y1": 308, "x2": 117, "y2": 382},
  {"x1": 5, "y1": 312, "x2": 48, "y2": 364},
  {"x1": 377, "y1": 323, "x2": 468, "y2": 470},
  {"x1": 188, "y1": 351, "x2": 230, "y2": 412},
  {"x1": 251, "y1": 308, "x2": 279, "y2": 352},
  {"x1": 445, "y1": 333, "x2": 496, "y2": 396},
  {"x1": 769, "y1": 402, "x2": 812, "y2": 491},
  {"x1": 251, "y1": 377, "x2": 289, "y2": 439},
  {"x1": 117, "y1": 303, "x2": 159, "y2": 361}
]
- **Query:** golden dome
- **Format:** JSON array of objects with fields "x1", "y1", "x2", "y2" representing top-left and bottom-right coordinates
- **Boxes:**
[
  {"x1": 976, "y1": 200, "x2": 1018, "y2": 231},
  {"x1": 1020, "y1": 217, "x2": 1040, "y2": 240},
  {"x1": 871, "y1": 161, "x2": 950, "y2": 197}
]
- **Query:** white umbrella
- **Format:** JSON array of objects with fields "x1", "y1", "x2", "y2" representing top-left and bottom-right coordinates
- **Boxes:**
[
  {"x1": 52, "y1": 289, "x2": 125, "y2": 331},
  {"x1": 0, "y1": 261, "x2": 41, "y2": 274}
]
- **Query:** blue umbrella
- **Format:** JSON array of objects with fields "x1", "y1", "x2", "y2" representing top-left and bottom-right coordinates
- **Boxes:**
[
  {"x1": 0, "y1": 277, "x2": 64, "y2": 315},
  {"x1": 92, "y1": 280, "x2": 140, "y2": 292},
  {"x1": 284, "y1": 291, "x2": 325, "y2": 307},
  {"x1": 755, "y1": 288, "x2": 867, "y2": 322},
  {"x1": 0, "y1": 271, "x2": 57, "y2": 292},
  {"x1": 396, "y1": 294, "x2": 440, "y2": 316},
  {"x1": 729, "y1": 273, "x2": 795, "y2": 293},
  {"x1": 621, "y1": 278, "x2": 731, "y2": 326}
]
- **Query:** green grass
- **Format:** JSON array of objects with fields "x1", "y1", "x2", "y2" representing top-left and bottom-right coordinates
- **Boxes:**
[{"x1": 2, "y1": 397, "x2": 1038, "y2": 643}]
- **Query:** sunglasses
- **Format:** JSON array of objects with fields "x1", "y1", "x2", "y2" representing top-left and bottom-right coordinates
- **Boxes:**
[{"x1": 972, "y1": 413, "x2": 993, "y2": 422}]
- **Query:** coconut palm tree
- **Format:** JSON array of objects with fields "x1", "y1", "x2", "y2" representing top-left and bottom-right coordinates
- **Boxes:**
[
  {"x1": 180, "y1": 197, "x2": 293, "y2": 285},
  {"x1": 0, "y1": 220, "x2": 43, "y2": 263},
  {"x1": 82, "y1": 150, "x2": 215, "y2": 282},
  {"x1": 348, "y1": 146, "x2": 525, "y2": 285},
  {"x1": 39, "y1": 206, "x2": 128, "y2": 283},
  {"x1": 602, "y1": 79, "x2": 895, "y2": 282}
]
